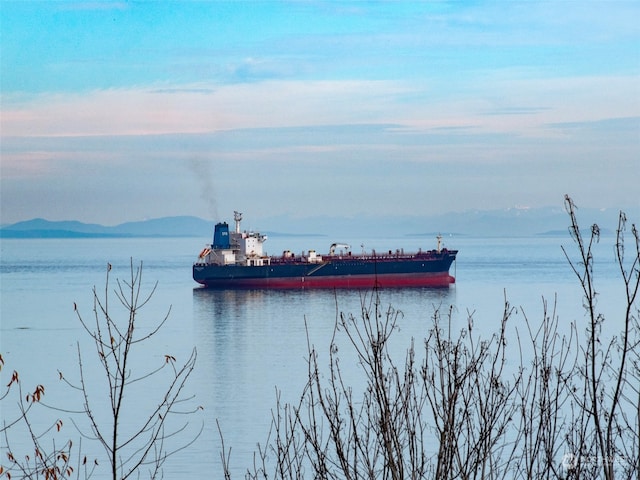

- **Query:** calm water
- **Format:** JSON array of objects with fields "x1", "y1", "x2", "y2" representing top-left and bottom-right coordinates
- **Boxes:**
[{"x1": 0, "y1": 233, "x2": 627, "y2": 478}]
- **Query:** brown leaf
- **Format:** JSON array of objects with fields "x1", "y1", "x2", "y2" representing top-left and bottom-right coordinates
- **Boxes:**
[{"x1": 7, "y1": 370, "x2": 19, "y2": 387}]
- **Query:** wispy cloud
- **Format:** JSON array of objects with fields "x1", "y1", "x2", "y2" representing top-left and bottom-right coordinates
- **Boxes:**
[
  {"x1": 4, "y1": 71, "x2": 636, "y2": 140},
  {"x1": 1, "y1": 1, "x2": 638, "y2": 223},
  {"x1": 482, "y1": 107, "x2": 551, "y2": 116}
]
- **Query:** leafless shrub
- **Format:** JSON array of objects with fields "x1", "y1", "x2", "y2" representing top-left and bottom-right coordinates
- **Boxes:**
[
  {"x1": 514, "y1": 296, "x2": 578, "y2": 479},
  {"x1": 1, "y1": 355, "x2": 86, "y2": 480},
  {"x1": 561, "y1": 195, "x2": 639, "y2": 480},
  {"x1": 1, "y1": 261, "x2": 201, "y2": 480},
  {"x1": 424, "y1": 299, "x2": 522, "y2": 480}
]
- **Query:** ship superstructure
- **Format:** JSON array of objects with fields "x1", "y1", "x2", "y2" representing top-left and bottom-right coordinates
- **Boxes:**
[{"x1": 197, "y1": 212, "x2": 272, "y2": 267}]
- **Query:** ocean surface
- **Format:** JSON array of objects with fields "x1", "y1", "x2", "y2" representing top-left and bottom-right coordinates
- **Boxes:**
[{"x1": 0, "y1": 232, "x2": 629, "y2": 478}]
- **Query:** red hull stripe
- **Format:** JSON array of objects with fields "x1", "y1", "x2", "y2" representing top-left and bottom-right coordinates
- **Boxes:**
[{"x1": 196, "y1": 272, "x2": 455, "y2": 289}]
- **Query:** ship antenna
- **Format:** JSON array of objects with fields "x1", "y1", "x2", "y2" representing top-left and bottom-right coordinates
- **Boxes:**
[{"x1": 234, "y1": 211, "x2": 243, "y2": 233}]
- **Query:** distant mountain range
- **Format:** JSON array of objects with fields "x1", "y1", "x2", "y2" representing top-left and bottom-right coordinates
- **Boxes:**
[
  {"x1": 257, "y1": 206, "x2": 635, "y2": 238},
  {"x1": 1, "y1": 206, "x2": 637, "y2": 239},
  {"x1": 0, "y1": 216, "x2": 212, "y2": 238}
]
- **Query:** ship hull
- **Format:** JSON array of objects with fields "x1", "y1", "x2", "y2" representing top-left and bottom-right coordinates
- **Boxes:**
[
  {"x1": 193, "y1": 253, "x2": 457, "y2": 289},
  {"x1": 193, "y1": 271, "x2": 454, "y2": 289}
]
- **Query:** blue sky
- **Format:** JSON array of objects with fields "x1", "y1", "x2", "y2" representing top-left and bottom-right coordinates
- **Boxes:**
[{"x1": 1, "y1": 1, "x2": 638, "y2": 225}]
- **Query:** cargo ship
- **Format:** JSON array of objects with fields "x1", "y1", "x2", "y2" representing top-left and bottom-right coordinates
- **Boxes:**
[{"x1": 193, "y1": 212, "x2": 457, "y2": 289}]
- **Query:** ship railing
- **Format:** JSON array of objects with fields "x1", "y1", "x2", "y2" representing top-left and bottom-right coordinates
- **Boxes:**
[{"x1": 267, "y1": 249, "x2": 453, "y2": 264}]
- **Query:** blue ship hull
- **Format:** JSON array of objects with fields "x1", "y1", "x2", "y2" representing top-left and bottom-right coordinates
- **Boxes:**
[{"x1": 193, "y1": 250, "x2": 457, "y2": 289}]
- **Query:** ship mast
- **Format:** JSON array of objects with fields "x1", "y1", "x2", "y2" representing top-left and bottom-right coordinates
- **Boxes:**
[{"x1": 234, "y1": 211, "x2": 243, "y2": 233}]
